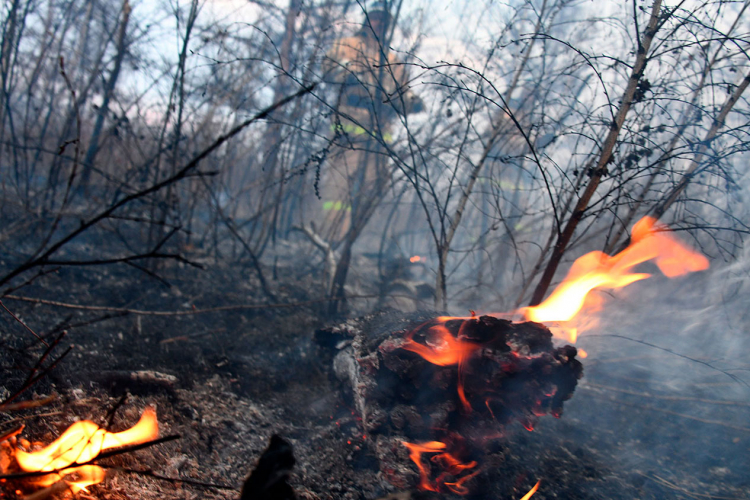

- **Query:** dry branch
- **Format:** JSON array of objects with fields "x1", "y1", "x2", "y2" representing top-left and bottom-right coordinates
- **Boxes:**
[
  {"x1": 529, "y1": 0, "x2": 664, "y2": 306},
  {"x1": 0, "y1": 83, "x2": 316, "y2": 291},
  {"x1": 650, "y1": 69, "x2": 750, "y2": 221},
  {"x1": 0, "y1": 299, "x2": 48, "y2": 346},
  {"x1": 0, "y1": 395, "x2": 57, "y2": 413}
]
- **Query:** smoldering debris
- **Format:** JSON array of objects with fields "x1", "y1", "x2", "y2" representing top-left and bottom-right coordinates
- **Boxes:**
[{"x1": 316, "y1": 312, "x2": 583, "y2": 494}]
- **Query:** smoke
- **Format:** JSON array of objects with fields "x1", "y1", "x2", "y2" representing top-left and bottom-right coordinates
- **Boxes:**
[{"x1": 561, "y1": 255, "x2": 750, "y2": 490}]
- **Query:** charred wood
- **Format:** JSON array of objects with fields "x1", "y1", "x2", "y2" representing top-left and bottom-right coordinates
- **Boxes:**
[{"x1": 315, "y1": 312, "x2": 583, "y2": 493}]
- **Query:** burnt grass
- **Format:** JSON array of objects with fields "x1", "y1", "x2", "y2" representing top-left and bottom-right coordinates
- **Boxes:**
[{"x1": 1, "y1": 261, "x2": 749, "y2": 500}]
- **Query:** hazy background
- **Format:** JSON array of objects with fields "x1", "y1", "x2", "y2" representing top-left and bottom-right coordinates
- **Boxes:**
[{"x1": 1, "y1": 1, "x2": 749, "y2": 496}]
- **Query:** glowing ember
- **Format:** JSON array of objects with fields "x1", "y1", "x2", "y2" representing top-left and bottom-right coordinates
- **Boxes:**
[
  {"x1": 401, "y1": 441, "x2": 479, "y2": 495},
  {"x1": 409, "y1": 255, "x2": 422, "y2": 263},
  {"x1": 10, "y1": 407, "x2": 158, "y2": 494},
  {"x1": 523, "y1": 216, "x2": 708, "y2": 342},
  {"x1": 520, "y1": 480, "x2": 541, "y2": 500},
  {"x1": 320, "y1": 313, "x2": 582, "y2": 493}
]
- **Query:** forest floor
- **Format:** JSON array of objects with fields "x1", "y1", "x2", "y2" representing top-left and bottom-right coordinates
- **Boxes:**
[{"x1": 1, "y1": 260, "x2": 748, "y2": 500}]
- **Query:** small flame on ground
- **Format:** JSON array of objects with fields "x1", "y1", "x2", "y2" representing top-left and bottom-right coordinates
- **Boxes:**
[
  {"x1": 410, "y1": 255, "x2": 422, "y2": 263},
  {"x1": 54, "y1": 465, "x2": 106, "y2": 493},
  {"x1": 10, "y1": 407, "x2": 158, "y2": 494},
  {"x1": 401, "y1": 441, "x2": 479, "y2": 495},
  {"x1": 520, "y1": 480, "x2": 541, "y2": 500},
  {"x1": 523, "y1": 216, "x2": 709, "y2": 342}
]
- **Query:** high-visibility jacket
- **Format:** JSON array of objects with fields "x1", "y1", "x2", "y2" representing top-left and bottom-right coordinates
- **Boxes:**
[{"x1": 317, "y1": 30, "x2": 422, "y2": 241}]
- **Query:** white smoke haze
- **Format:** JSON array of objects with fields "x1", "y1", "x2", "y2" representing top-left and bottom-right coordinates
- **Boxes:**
[
  {"x1": 562, "y1": 259, "x2": 750, "y2": 485},
  {"x1": 1, "y1": 0, "x2": 749, "y2": 497}
]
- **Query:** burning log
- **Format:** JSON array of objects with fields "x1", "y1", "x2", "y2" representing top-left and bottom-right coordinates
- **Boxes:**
[{"x1": 316, "y1": 313, "x2": 583, "y2": 494}]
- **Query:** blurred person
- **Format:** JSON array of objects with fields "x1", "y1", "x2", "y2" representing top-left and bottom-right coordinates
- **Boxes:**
[{"x1": 319, "y1": 0, "x2": 423, "y2": 243}]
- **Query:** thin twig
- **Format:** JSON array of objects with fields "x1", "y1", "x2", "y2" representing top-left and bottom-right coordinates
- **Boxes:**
[
  {"x1": 588, "y1": 394, "x2": 750, "y2": 433},
  {"x1": 95, "y1": 434, "x2": 181, "y2": 461},
  {"x1": 22, "y1": 331, "x2": 68, "y2": 387},
  {"x1": 2, "y1": 293, "x2": 414, "y2": 316},
  {"x1": 642, "y1": 471, "x2": 746, "y2": 500},
  {"x1": 581, "y1": 382, "x2": 750, "y2": 407},
  {"x1": 45, "y1": 312, "x2": 129, "y2": 338},
  {"x1": 0, "y1": 412, "x2": 64, "y2": 428},
  {"x1": 104, "y1": 466, "x2": 238, "y2": 491},
  {"x1": 0, "y1": 299, "x2": 48, "y2": 346},
  {"x1": 1, "y1": 267, "x2": 61, "y2": 299},
  {"x1": 0, "y1": 338, "x2": 73, "y2": 408},
  {"x1": 582, "y1": 333, "x2": 749, "y2": 389},
  {"x1": 105, "y1": 394, "x2": 129, "y2": 430},
  {"x1": 160, "y1": 328, "x2": 226, "y2": 345},
  {"x1": 0, "y1": 394, "x2": 57, "y2": 412}
]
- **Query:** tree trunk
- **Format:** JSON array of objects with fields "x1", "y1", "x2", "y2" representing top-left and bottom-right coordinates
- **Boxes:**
[
  {"x1": 603, "y1": 1, "x2": 750, "y2": 254},
  {"x1": 80, "y1": 0, "x2": 131, "y2": 189},
  {"x1": 528, "y1": 0, "x2": 663, "y2": 306},
  {"x1": 434, "y1": 245, "x2": 448, "y2": 311},
  {"x1": 254, "y1": 0, "x2": 301, "y2": 250}
]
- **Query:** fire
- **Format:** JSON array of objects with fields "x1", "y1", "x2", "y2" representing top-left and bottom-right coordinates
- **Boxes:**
[
  {"x1": 401, "y1": 322, "x2": 479, "y2": 411},
  {"x1": 521, "y1": 480, "x2": 541, "y2": 500},
  {"x1": 402, "y1": 440, "x2": 541, "y2": 498},
  {"x1": 395, "y1": 217, "x2": 704, "y2": 495},
  {"x1": 401, "y1": 324, "x2": 478, "y2": 367},
  {"x1": 401, "y1": 441, "x2": 479, "y2": 495},
  {"x1": 410, "y1": 255, "x2": 422, "y2": 263},
  {"x1": 523, "y1": 216, "x2": 708, "y2": 342},
  {"x1": 9, "y1": 407, "x2": 158, "y2": 494}
]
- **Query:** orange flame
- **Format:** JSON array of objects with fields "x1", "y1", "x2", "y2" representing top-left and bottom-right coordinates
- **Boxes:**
[
  {"x1": 520, "y1": 480, "x2": 541, "y2": 500},
  {"x1": 410, "y1": 255, "x2": 422, "y2": 263},
  {"x1": 402, "y1": 323, "x2": 479, "y2": 411},
  {"x1": 12, "y1": 407, "x2": 158, "y2": 493},
  {"x1": 401, "y1": 324, "x2": 478, "y2": 367},
  {"x1": 402, "y1": 441, "x2": 479, "y2": 495},
  {"x1": 523, "y1": 216, "x2": 708, "y2": 342}
]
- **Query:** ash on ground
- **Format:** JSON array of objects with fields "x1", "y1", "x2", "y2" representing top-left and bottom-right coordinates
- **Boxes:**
[{"x1": 1, "y1": 265, "x2": 748, "y2": 500}]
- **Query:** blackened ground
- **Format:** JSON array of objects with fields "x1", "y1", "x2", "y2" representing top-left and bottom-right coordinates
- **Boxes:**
[{"x1": 0, "y1": 263, "x2": 748, "y2": 500}]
